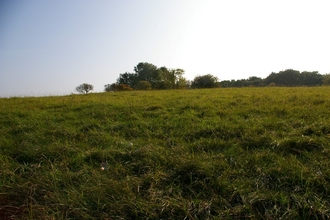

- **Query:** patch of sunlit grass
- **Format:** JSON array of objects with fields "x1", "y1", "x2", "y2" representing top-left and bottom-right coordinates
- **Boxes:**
[{"x1": 1, "y1": 87, "x2": 330, "y2": 219}]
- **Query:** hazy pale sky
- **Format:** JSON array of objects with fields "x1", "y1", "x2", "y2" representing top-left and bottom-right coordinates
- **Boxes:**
[{"x1": 1, "y1": 0, "x2": 329, "y2": 97}]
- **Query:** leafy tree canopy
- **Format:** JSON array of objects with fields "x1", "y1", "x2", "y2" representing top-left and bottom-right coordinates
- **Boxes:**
[
  {"x1": 76, "y1": 83, "x2": 94, "y2": 94},
  {"x1": 137, "y1": 81, "x2": 152, "y2": 90},
  {"x1": 104, "y1": 83, "x2": 116, "y2": 92},
  {"x1": 191, "y1": 74, "x2": 219, "y2": 88},
  {"x1": 322, "y1": 74, "x2": 330, "y2": 86},
  {"x1": 110, "y1": 65, "x2": 329, "y2": 91},
  {"x1": 264, "y1": 69, "x2": 323, "y2": 86},
  {"x1": 116, "y1": 62, "x2": 187, "y2": 90}
]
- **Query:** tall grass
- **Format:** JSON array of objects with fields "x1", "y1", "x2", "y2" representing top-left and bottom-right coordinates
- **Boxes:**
[{"x1": 1, "y1": 87, "x2": 330, "y2": 219}]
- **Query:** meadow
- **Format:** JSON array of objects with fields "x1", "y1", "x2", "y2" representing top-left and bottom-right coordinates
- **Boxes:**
[{"x1": 1, "y1": 87, "x2": 330, "y2": 219}]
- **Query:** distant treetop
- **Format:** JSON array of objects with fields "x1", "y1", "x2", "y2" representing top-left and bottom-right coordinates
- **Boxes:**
[{"x1": 76, "y1": 83, "x2": 94, "y2": 94}]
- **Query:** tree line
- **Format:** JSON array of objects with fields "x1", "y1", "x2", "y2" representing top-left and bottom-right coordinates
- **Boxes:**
[
  {"x1": 104, "y1": 62, "x2": 188, "y2": 92},
  {"x1": 75, "y1": 62, "x2": 330, "y2": 93},
  {"x1": 103, "y1": 62, "x2": 224, "y2": 92},
  {"x1": 221, "y1": 69, "x2": 329, "y2": 87}
]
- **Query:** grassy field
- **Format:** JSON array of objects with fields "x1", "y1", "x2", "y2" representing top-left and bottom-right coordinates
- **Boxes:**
[{"x1": 1, "y1": 87, "x2": 330, "y2": 219}]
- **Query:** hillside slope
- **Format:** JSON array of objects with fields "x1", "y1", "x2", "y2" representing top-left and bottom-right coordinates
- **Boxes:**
[{"x1": 1, "y1": 88, "x2": 330, "y2": 219}]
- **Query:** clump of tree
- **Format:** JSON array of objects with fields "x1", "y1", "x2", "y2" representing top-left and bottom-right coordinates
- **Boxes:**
[
  {"x1": 105, "y1": 64, "x2": 329, "y2": 91},
  {"x1": 264, "y1": 69, "x2": 323, "y2": 86},
  {"x1": 115, "y1": 84, "x2": 134, "y2": 91},
  {"x1": 220, "y1": 69, "x2": 325, "y2": 87},
  {"x1": 323, "y1": 74, "x2": 330, "y2": 86},
  {"x1": 136, "y1": 81, "x2": 152, "y2": 90},
  {"x1": 105, "y1": 62, "x2": 189, "y2": 91},
  {"x1": 191, "y1": 74, "x2": 219, "y2": 88},
  {"x1": 76, "y1": 83, "x2": 94, "y2": 94},
  {"x1": 104, "y1": 84, "x2": 114, "y2": 92},
  {"x1": 220, "y1": 76, "x2": 264, "y2": 87},
  {"x1": 104, "y1": 83, "x2": 133, "y2": 92}
]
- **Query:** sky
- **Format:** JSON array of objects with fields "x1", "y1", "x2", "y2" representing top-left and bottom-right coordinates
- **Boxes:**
[{"x1": 1, "y1": 0, "x2": 329, "y2": 97}]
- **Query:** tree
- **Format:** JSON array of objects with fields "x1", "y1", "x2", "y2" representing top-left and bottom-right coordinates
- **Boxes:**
[
  {"x1": 76, "y1": 83, "x2": 93, "y2": 94},
  {"x1": 171, "y1": 69, "x2": 185, "y2": 88},
  {"x1": 117, "y1": 72, "x2": 138, "y2": 88},
  {"x1": 175, "y1": 76, "x2": 189, "y2": 89},
  {"x1": 134, "y1": 62, "x2": 158, "y2": 84},
  {"x1": 152, "y1": 67, "x2": 171, "y2": 89},
  {"x1": 323, "y1": 74, "x2": 330, "y2": 86},
  {"x1": 136, "y1": 81, "x2": 152, "y2": 90},
  {"x1": 115, "y1": 84, "x2": 134, "y2": 91},
  {"x1": 277, "y1": 69, "x2": 300, "y2": 86},
  {"x1": 231, "y1": 79, "x2": 247, "y2": 87},
  {"x1": 191, "y1": 74, "x2": 219, "y2": 88},
  {"x1": 264, "y1": 69, "x2": 323, "y2": 87},
  {"x1": 220, "y1": 80, "x2": 231, "y2": 87},
  {"x1": 115, "y1": 62, "x2": 187, "y2": 90},
  {"x1": 264, "y1": 72, "x2": 277, "y2": 86},
  {"x1": 152, "y1": 67, "x2": 187, "y2": 90},
  {"x1": 264, "y1": 69, "x2": 300, "y2": 86},
  {"x1": 300, "y1": 71, "x2": 323, "y2": 86},
  {"x1": 104, "y1": 83, "x2": 116, "y2": 92},
  {"x1": 247, "y1": 76, "x2": 264, "y2": 87}
]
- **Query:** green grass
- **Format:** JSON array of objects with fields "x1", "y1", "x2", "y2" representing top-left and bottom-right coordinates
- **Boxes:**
[{"x1": 1, "y1": 87, "x2": 330, "y2": 219}]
